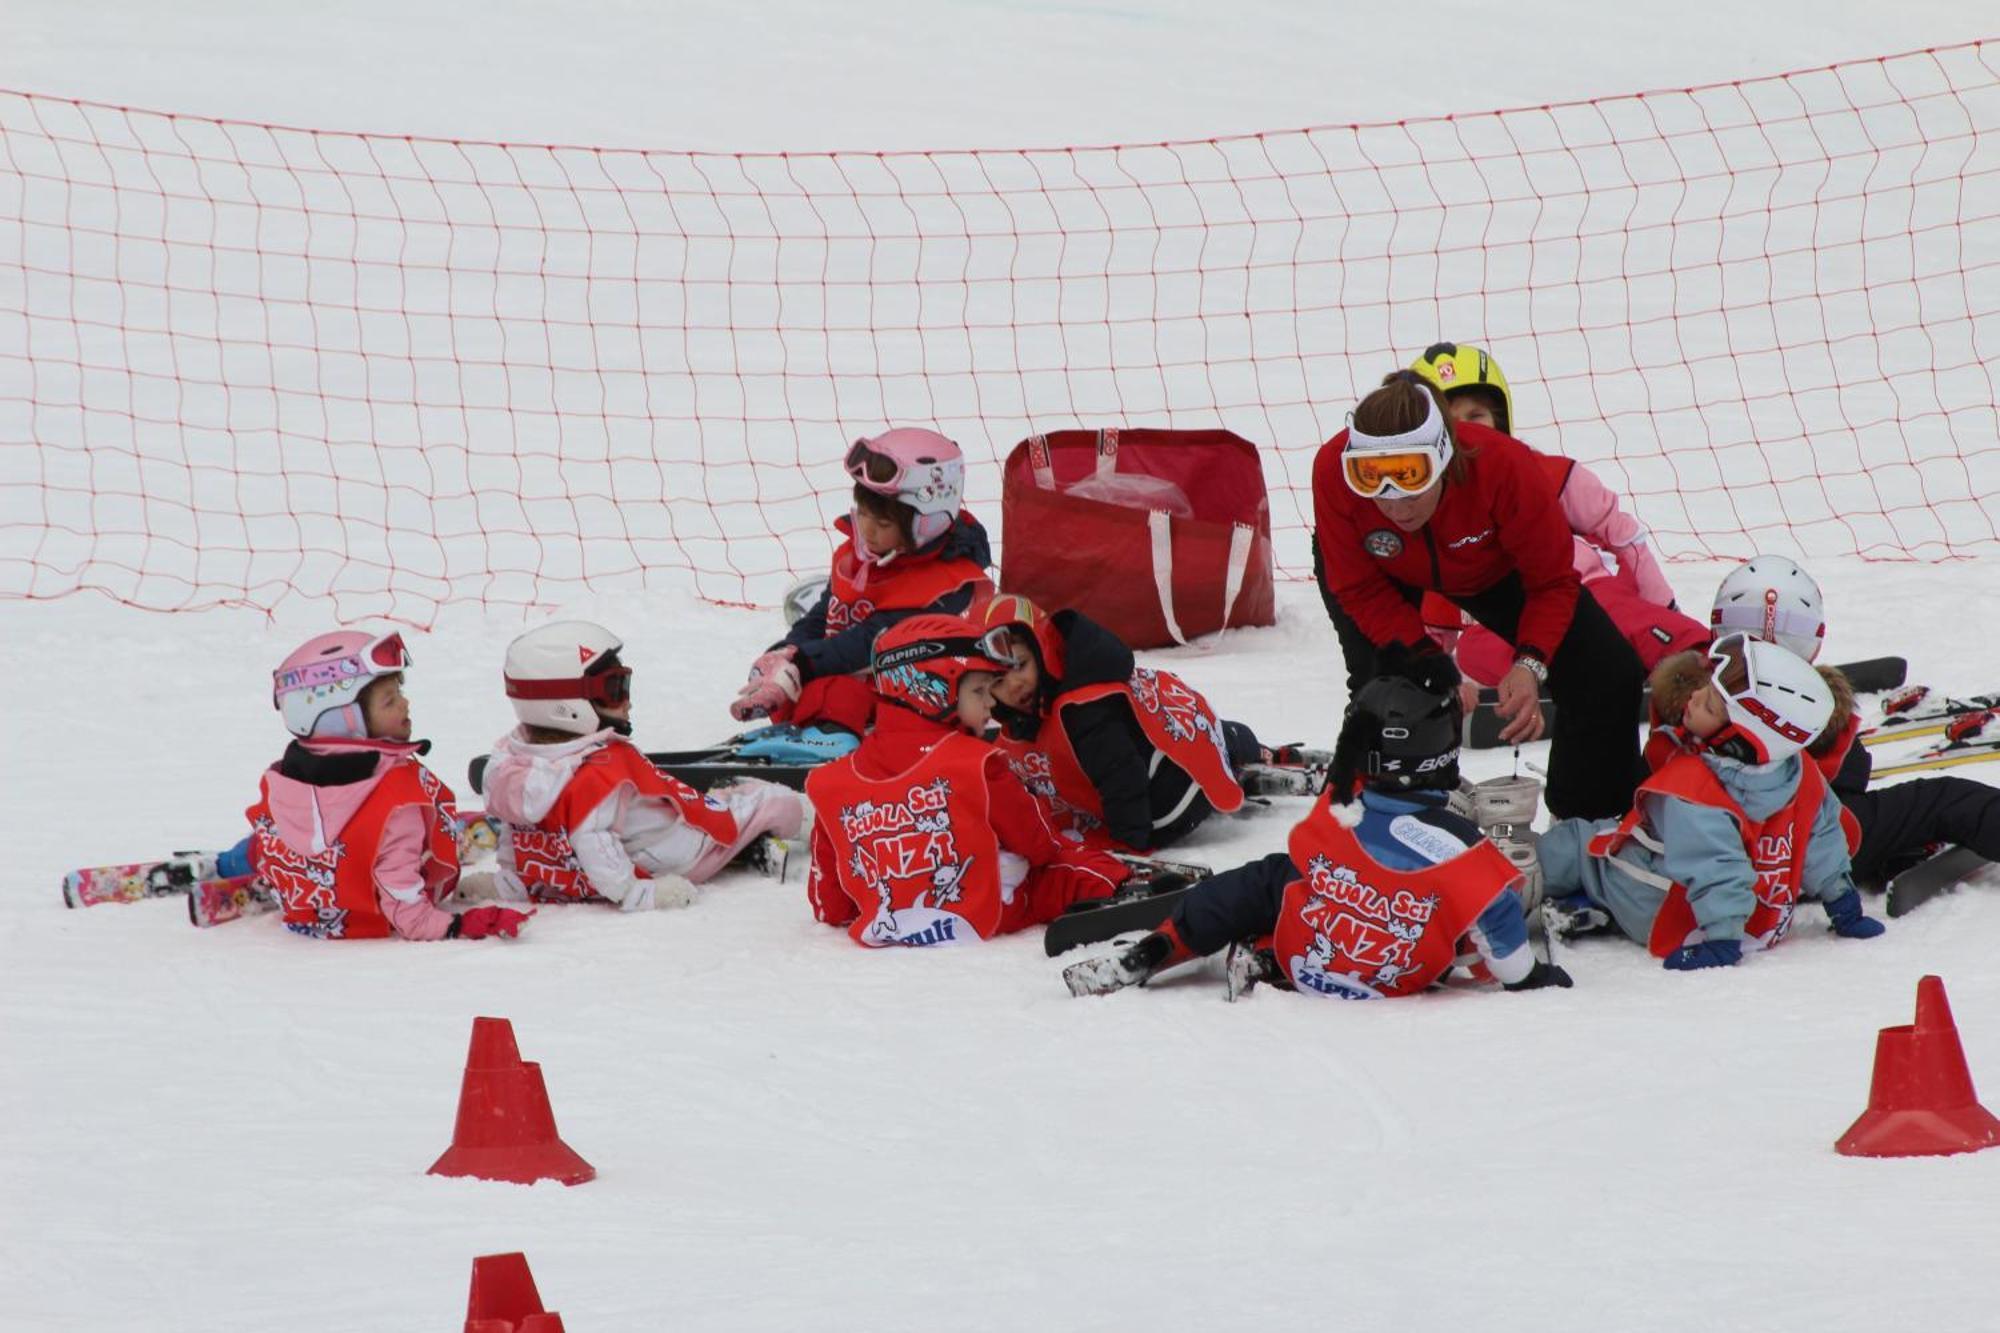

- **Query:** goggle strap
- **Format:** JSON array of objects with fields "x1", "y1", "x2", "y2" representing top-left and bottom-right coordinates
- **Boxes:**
[{"x1": 505, "y1": 668, "x2": 631, "y2": 704}]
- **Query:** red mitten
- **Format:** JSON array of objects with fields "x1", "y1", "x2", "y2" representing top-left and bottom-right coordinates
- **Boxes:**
[{"x1": 455, "y1": 905, "x2": 533, "y2": 939}]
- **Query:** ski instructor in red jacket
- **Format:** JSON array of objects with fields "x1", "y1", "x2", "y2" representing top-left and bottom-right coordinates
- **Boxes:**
[{"x1": 1313, "y1": 370, "x2": 1646, "y2": 820}]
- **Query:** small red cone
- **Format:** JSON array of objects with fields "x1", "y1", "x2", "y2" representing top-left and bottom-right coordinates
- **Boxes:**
[
  {"x1": 428, "y1": 1017, "x2": 596, "y2": 1186},
  {"x1": 1836, "y1": 975, "x2": 2000, "y2": 1158},
  {"x1": 464, "y1": 1251, "x2": 565, "y2": 1333}
]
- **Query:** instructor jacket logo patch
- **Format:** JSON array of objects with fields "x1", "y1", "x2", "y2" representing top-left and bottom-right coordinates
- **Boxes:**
[{"x1": 1364, "y1": 529, "x2": 1403, "y2": 559}]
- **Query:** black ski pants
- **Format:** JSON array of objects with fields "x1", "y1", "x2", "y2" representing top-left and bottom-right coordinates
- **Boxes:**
[
  {"x1": 1843, "y1": 777, "x2": 2000, "y2": 884},
  {"x1": 1314, "y1": 537, "x2": 1645, "y2": 821}
]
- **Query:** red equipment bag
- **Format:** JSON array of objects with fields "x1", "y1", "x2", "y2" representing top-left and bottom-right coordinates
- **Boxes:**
[{"x1": 999, "y1": 428, "x2": 1275, "y2": 649}]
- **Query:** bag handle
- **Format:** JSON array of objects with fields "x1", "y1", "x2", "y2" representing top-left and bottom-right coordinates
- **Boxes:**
[
  {"x1": 1146, "y1": 510, "x2": 1191, "y2": 647},
  {"x1": 1219, "y1": 522, "x2": 1254, "y2": 638},
  {"x1": 1027, "y1": 427, "x2": 1123, "y2": 490},
  {"x1": 1026, "y1": 434, "x2": 1055, "y2": 490},
  {"x1": 1147, "y1": 513, "x2": 1256, "y2": 650}
]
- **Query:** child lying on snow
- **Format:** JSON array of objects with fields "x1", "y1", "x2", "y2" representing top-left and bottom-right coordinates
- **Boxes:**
[
  {"x1": 1064, "y1": 674, "x2": 1571, "y2": 1000},
  {"x1": 1538, "y1": 633, "x2": 1884, "y2": 969}
]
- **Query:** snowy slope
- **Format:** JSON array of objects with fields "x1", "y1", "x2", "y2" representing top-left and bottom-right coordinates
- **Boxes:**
[
  {"x1": 8, "y1": 567, "x2": 2000, "y2": 1332},
  {"x1": 6, "y1": 4, "x2": 2000, "y2": 1331}
]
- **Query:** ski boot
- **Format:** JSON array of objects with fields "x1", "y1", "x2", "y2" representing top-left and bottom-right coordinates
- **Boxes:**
[
  {"x1": 1224, "y1": 942, "x2": 1280, "y2": 1002},
  {"x1": 736, "y1": 723, "x2": 860, "y2": 765},
  {"x1": 1262, "y1": 743, "x2": 1333, "y2": 768},
  {"x1": 1467, "y1": 774, "x2": 1542, "y2": 834},
  {"x1": 1237, "y1": 764, "x2": 1322, "y2": 797},
  {"x1": 1064, "y1": 931, "x2": 1176, "y2": 997},
  {"x1": 1542, "y1": 891, "x2": 1614, "y2": 942},
  {"x1": 735, "y1": 833, "x2": 796, "y2": 883}
]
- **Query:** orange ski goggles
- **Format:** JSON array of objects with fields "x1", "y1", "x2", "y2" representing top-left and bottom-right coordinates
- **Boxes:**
[
  {"x1": 1340, "y1": 389, "x2": 1451, "y2": 499},
  {"x1": 1343, "y1": 449, "x2": 1442, "y2": 498}
]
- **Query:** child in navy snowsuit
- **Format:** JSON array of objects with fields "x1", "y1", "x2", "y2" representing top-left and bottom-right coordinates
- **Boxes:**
[
  {"x1": 729, "y1": 427, "x2": 992, "y2": 742},
  {"x1": 1064, "y1": 674, "x2": 1570, "y2": 999},
  {"x1": 1807, "y1": 672, "x2": 2000, "y2": 888}
]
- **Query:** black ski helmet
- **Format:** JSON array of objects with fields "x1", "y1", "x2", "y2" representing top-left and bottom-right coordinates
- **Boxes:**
[{"x1": 1327, "y1": 675, "x2": 1462, "y2": 800}]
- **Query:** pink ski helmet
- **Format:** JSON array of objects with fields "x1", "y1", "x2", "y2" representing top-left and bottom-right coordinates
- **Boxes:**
[
  {"x1": 272, "y1": 629, "x2": 412, "y2": 739},
  {"x1": 844, "y1": 427, "x2": 965, "y2": 548}
]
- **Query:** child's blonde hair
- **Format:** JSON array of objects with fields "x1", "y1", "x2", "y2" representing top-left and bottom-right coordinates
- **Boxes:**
[
  {"x1": 1648, "y1": 650, "x2": 1712, "y2": 727},
  {"x1": 1806, "y1": 665, "x2": 1856, "y2": 758}
]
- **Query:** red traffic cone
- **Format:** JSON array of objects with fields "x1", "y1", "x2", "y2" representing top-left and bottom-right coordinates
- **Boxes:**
[
  {"x1": 1836, "y1": 975, "x2": 2000, "y2": 1157},
  {"x1": 428, "y1": 1017, "x2": 596, "y2": 1186},
  {"x1": 464, "y1": 1251, "x2": 565, "y2": 1333}
]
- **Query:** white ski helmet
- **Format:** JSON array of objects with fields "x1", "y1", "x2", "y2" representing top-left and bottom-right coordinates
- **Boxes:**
[
  {"x1": 272, "y1": 629, "x2": 412, "y2": 739},
  {"x1": 1710, "y1": 555, "x2": 1825, "y2": 663},
  {"x1": 844, "y1": 427, "x2": 965, "y2": 547},
  {"x1": 504, "y1": 620, "x2": 630, "y2": 735},
  {"x1": 1708, "y1": 632, "x2": 1834, "y2": 765}
]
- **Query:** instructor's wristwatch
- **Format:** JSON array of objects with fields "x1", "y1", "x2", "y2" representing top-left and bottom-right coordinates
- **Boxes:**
[{"x1": 1512, "y1": 654, "x2": 1549, "y2": 685}]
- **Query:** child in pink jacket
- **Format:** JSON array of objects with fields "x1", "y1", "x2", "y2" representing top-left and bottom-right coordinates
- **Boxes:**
[
  {"x1": 250, "y1": 630, "x2": 529, "y2": 941},
  {"x1": 1410, "y1": 341, "x2": 1707, "y2": 691}
]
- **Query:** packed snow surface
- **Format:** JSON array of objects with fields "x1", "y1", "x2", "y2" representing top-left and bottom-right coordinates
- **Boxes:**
[{"x1": 5, "y1": 3, "x2": 2000, "y2": 1330}]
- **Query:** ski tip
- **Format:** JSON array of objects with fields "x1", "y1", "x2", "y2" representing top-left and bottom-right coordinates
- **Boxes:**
[{"x1": 60, "y1": 873, "x2": 83, "y2": 909}]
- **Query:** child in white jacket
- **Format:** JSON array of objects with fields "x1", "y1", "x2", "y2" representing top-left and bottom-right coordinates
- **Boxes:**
[{"x1": 481, "y1": 621, "x2": 807, "y2": 911}]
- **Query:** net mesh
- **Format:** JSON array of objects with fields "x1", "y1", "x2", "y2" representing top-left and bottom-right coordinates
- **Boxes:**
[{"x1": 3, "y1": 41, "x2": 1997, "y2": 624}]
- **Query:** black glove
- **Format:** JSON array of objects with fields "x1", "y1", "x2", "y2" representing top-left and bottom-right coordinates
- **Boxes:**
[
  {"x1": 1503, "y1": 958, "x2": 1574, "y2": 991},
  {"x1": 1377, "y1": 639, "x2": 1462, "y2": 696}
]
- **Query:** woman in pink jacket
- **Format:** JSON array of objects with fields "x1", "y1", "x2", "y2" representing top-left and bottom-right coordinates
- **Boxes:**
[
  {"x1": 1407, "y1": 343, "x2": 1707, "y2": 696},
  {"x1": 249, "y1": 630, "x2": 530, "y2": 941}
]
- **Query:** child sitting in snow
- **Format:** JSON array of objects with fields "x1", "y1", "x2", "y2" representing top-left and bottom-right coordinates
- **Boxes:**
[
  {"x1": 1710, "y1": 553, "x2": 2000, "y2": 891},
  {"x1": 729, "y1": 428, "x2": 993, "y2": 746},
  {"x1": 250, "y1": 630, "x2": 528, "y2": 942},
  {"x1": 979, "y1": 592, "x2": 1266, "y2": 852},
  {"x1": 482, "y1": 621, "x2": 807, "y2": 911},
  {"x1": 1538, "y1": 633, "x2": 1884, "y2": 969},
  {"x1": 804, "y1": 614, "x2": 1129, "y2": 946}
]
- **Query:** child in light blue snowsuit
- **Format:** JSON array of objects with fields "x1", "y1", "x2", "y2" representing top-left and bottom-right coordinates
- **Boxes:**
[{"x1": 1538, "y1": 638, "x2": 1883, "y2": 970}]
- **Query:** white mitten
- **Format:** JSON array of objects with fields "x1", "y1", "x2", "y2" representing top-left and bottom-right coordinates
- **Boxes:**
[{"x1": 648, "y1": 873, "x2": 699, "y2": 911}]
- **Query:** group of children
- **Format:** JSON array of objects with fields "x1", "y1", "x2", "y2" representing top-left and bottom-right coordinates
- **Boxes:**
[
  {"x1": 232, "y1": 372, "x2": 1996, "y2": 1008},
  {"x1": 244, "y1": 622, "x2": 805, "y2": 941}
]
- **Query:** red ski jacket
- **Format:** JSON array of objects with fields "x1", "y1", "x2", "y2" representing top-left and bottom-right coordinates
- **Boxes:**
[{"x1": 1313, "y1": 422, "x2": 1580, "y2": 665}]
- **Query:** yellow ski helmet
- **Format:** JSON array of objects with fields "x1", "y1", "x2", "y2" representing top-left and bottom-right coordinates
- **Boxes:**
[{"x1": 1411, "y1": 342, "x2": 1513, "y2": 436}]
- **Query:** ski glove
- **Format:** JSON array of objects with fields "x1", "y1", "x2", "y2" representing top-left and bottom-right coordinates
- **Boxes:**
[
  {"x1": 452, "y1": 905, "x2": 533, "y2": 940},
  {"x1": 1503, "y1": 958, "x2": 1574, "y2": 991},
  {"x1": 1663, "y1": 938, "x2": 1741, "y2": 971},
  {"x1": 730, "y1": 647, "x2": 802, "y2": 722},
  {"x1": 1823, "y1": 888, "x2": 1887, "y2": 939}
]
